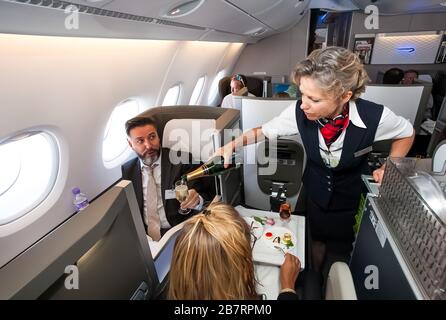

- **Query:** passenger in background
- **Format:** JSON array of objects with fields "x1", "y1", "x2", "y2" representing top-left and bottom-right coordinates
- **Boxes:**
[
  {"x1": 382, "y1": 67, "x2": 404, "y2": 84},
  {"x1": 168, "y1": 203, "x2": 300, "y2": 300},
  {"x1": 215, "y1": 47, "x2": 415, "y2": 280},
  {"x1": 403, "y1": 69, "x2": 433, "y2": 121},
  {"x1": 122, "y1": 116, "x2": 214, "y2": 241},
  {"x1": 402, "y1": 69, "x2": 419, "y2": 85},
  {"x1": 221, "y1": 74, "x2": 255, "y2": 108}
]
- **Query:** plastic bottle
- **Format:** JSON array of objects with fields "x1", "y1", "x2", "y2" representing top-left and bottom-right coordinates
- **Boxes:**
[
  {"x1": 72, "y1": 187, "x2": 89, "y2": 211},
  {"x1": 181, "y1": 153, "x2": 241, "y2": 181}
]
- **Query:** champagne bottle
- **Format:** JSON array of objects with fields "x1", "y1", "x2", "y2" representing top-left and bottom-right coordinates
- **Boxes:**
[{"x1": 181, "y1": 153, "x2": 240, "y2": 181}]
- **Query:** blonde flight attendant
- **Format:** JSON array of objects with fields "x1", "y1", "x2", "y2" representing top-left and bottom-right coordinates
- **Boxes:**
[{"x1": 216, "y1": 46, "x2": 414, "y2": 273}]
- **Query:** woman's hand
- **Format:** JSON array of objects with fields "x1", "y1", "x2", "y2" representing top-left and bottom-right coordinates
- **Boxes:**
[
  {"x1": 372, "y1": 164, "x2": 386, "y2": 184},
  {"x1": 280, "y1": 253, "x2": 301, "y2": 290}
]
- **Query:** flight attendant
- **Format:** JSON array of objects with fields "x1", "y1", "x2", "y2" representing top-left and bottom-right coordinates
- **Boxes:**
[{"x1": 216, "y1": 46, "x2": 414, "y2": 273}]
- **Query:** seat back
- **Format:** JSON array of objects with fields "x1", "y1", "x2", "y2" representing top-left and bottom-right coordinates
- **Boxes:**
[
  {"x1": 418, "y1": 74, "x2": 433, "y2": 83},
  {"x1": 325, "y1": 262, "x2": 357, "y2": 300},
  {"x1": 136, "y1": 105, "x2": 242, "y2": 205}
]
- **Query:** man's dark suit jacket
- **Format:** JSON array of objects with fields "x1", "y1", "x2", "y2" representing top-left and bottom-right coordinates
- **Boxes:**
[{"x1": 121, "y1": 148, "x2": 215, "y2": 229}]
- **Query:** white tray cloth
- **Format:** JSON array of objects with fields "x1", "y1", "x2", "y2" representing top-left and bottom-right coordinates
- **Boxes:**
[{"x1": 236, "y1": 205, "x2": 305, "y2": 269}]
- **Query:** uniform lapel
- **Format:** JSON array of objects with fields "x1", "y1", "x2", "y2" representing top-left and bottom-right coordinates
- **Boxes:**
[
  {"x1": 132, "y1": 160, "x2": 144, "y2": 216},
  {"x1": 338, "y1": 122, "x2": 367, "y2": 168},
  {"x1": 308, "y1": 120, "x2": 326, "y2": 167}
]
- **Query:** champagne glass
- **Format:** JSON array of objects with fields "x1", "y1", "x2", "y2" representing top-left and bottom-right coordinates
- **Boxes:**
[{"x1": 175, "y1": 180, "x2": 191, "y2": 215}]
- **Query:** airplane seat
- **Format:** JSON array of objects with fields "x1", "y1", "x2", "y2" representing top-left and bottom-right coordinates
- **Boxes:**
[
  {"x1": 162, "y1": 118, "x2": 216, "y2": 162},
  {"x1": 0, "y1": 181, "x2": 159, "y2": 299},
  {"x1": 218, "y1": 76, "x2": 263, "y2": 105},
  {"x1": 418, "y1": 74, "x2": 433, "y2": 83},
  {"x1": 218, "y1": 76, "x2": 231, "y2": 104},
  {"x1": 136, "y1": 106, "x2": 242, "y2": 205},
  {"x1": 325, "y1": 262, "x2": 357, "y2": 300}
]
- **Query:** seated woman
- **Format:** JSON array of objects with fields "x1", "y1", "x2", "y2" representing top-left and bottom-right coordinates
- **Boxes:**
[
  {"x1": 221, "y1": 74, "x2": 255, "y2": 108},
  {"x1": 168, "y1": 202, "x2": 300, "y2": 300}
]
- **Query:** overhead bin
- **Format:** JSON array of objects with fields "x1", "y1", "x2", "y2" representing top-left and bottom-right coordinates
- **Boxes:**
[{"x1": 230, "y1": 0, "x2": 310, "y2": 31}]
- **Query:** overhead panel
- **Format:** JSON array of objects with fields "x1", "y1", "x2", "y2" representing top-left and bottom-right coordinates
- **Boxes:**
[
  {"x1": 228, "y1": 0, "x2": 310, "y2": 31},
  {"x1": 67, "y1": 0, "x2": 114, "y2": 7},
  {"x1": 0, "y1": 1, "x2": 205, "y2": 41},
  {"x1": 104, "y1": 0, "x2": 266, "y2": 35}
]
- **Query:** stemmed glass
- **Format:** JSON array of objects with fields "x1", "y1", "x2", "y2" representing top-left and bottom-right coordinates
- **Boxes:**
[{"x1": 175, "y1": 180, "x2": 191, "y2": 215}]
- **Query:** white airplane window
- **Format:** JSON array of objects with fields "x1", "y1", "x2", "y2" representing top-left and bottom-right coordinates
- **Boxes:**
[
  {"x1": 189, "y1": 76, "x2": 206, "y2": 105},
  {"x1": 162, "y1": 84, "x2": 181, "y2": 106},
  {"x1": 208, "y1": 69, "x2": 226, "y2": 105},
  {"x1": 102, "y1": 99, "x2": 141, "y2": 168},
  {"x1": 0, "y1": 132, "x2": 58, "y2": 225}
]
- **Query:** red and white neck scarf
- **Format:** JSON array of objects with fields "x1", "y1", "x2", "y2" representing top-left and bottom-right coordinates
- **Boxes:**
[{"x1": 317, "y1": 105, "x2": 350, "y2": 148}]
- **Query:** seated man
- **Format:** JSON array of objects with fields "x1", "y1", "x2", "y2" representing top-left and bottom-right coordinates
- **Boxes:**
[
  {"x1": 122, "y1": 116, "x2": 214, "y2": 241},
  {"x1": 221, "y1": 74, "x2": 255, "y2": 108},
  {"x1": 402, "y1": 69, "x2": 419, "y2": 85}
]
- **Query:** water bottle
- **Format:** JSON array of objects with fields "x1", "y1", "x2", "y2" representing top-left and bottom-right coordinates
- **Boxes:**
[{"x1": 72, "y1": 187, "x2": 89, "y2": 211}]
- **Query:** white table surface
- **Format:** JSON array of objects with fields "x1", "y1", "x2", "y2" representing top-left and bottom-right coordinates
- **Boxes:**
[{"x1": 235, "y1": 205, "x2": 305, "y2": 299}]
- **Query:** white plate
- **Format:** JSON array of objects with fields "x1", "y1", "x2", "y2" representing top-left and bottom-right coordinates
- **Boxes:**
[
  {"x1": 262, "y1": 226, "x2": 297, "y2": 253},
  {"x1": 244, "y1": 217, "x2": 263, "y2": 240}
]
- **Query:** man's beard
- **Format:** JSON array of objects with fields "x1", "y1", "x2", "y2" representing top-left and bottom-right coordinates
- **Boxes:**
[{"x1": 140, "y1": 150, "x2": 159, "y2": 166}]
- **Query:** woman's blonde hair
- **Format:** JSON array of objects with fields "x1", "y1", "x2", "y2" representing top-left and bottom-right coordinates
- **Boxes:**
[
  {"x1": 292, "y1": 46, "x2": 370, "y2": 100},
  {"x1": 167, "y1": 203, "x2": 257, "y2": 300}
]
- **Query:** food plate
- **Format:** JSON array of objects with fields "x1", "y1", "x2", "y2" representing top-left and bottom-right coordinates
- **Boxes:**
[
  {"x1": 262, "y1": 226, "x2": 296, "y2": 254},
  {"x1": 244, "y1": 217, "x2": 263, "y2": 241}
]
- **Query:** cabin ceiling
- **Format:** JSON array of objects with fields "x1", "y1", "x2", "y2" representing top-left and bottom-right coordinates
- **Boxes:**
[
  {"x1": 68, "y1": 0, "x2": 311, "y2": 35},
  {"x1": 1, "y1": 0, "x2": 445, "y2": 42},
  {"x1": 0, "y1": 0, "x2": 311, "y2": 43}
]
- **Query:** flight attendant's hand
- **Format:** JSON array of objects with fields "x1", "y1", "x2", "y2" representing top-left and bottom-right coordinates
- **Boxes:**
[
  {"x1": 373, "y1": 164, "x2": 386, "y2": 184},
  {"x1": 212, "y1": 141, "x2": 235, "y2": 168},
  {"x1": 180, "y1": 189, "x2": 200, "y2": 209}
]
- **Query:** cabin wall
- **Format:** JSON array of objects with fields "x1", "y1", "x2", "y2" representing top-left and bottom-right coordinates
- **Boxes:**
[
  {"x1": 231, "y1": 12, "x2": 310, "y2": 82},
  {"x1": 0, "y1": 33, "x2": 244, "y2": 267},
  {"x1": 348, "y1": 12, "x2": 446, "y2": 82}
]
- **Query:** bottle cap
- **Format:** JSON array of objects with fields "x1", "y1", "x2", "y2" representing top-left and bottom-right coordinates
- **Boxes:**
[{"x1": 72, "y1": 187, "x2": 80, "y2": 195}]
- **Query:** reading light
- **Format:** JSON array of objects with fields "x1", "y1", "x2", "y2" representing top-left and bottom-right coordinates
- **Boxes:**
[{"x1": 164, "y1": 0, "x2": 205, "y2": 18}]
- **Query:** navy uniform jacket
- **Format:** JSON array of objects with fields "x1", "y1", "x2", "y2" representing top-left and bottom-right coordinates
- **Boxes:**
[{"x1": 295, "y1": 98, "x2": 383, "y2": 211}]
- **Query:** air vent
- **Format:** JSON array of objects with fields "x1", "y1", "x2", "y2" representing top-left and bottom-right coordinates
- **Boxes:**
[
  {"x1": 245, "y1": 27, "x2": 267, "y2": 37},
  {"x1": 7, "y1": 0, "x2": 206, "y2": 30}
]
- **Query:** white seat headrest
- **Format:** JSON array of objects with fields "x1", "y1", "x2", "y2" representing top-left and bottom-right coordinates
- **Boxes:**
[
  {"x1": 162, "y1": 119, "x2": 217, "y2": 162},
  {"x1": 418, "y1": 74, "x2": 432, "y2": 83}
]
